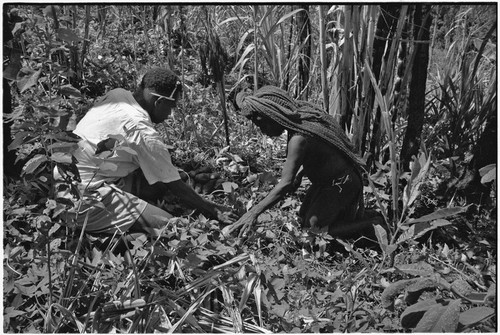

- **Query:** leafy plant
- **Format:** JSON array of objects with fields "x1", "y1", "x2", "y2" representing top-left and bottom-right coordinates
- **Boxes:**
[
  {"x1": 227, "y1": 5, "x2": 304, "y2": 90},
  {"x1": 425, "y1": 17, "x2": 496, "y2": 171},
  {"x1": 381, "y1": 258, "x2": 496, "y2": 332},
  {"x1": 3, "y1": 4, "x2": 496, "y2": 333}
]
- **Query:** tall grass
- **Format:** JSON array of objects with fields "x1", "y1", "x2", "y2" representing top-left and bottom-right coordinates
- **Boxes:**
[
  {"x1": 425, "y1": 15, "x2": 496, "y2": 173},
  {"x1": 228, "y1": 5, "x2": 304, "y2": 91}
]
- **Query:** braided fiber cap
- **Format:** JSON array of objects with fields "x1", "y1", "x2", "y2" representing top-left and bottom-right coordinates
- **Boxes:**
[{"x1": 236, "y1": 86, "x2": 364, "y2": 168}]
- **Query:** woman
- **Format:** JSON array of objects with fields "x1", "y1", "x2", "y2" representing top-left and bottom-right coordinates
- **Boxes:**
[{"x1": 224, "y1": 86, "x2": 382, "y2": 240}]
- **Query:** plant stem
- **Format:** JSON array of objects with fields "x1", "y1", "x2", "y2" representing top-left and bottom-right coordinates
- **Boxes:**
[
  {"x1": 318, "y1": 5, "x2": 329, "y2": 113},
  {"x1": 253, "y1": 5, "x2": 259, "y2": 91}
]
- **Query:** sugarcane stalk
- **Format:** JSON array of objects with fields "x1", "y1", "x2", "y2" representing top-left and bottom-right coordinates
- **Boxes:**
[
  {"x1": 318, "y1": 5, "x2": 329, "y2": 113},
  {"x1": 216, "y1": 80, "x2": 230, "y2": 146}
]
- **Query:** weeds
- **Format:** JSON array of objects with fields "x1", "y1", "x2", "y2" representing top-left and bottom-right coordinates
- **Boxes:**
[{"x1": 3, "y1": 4, "x2": 496, "y2": 333}]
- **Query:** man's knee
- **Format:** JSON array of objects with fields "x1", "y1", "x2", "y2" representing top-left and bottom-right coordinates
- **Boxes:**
[
  {"x1": 308, "y1": 215, "x2": 319, "y2": 229},
  {"x1": 133, "y1": 204, "x2": 173, "y2": 236}
]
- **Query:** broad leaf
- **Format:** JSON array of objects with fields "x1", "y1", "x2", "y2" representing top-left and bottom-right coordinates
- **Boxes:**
[
  {"x1": 397, "y1": 219, "x2": 454, "y2": 244},
  {"x1": 222, "y1": 182, "x2": 238, "y2": 193},
  {"x1": 98, "y1": 162, "x2": 118, "y2": 172},
  {"x1": 7, "y1": 131, "x2": 32, "y2": 151},
  {"x1": 59, "y1": 84, "x2": 83, "y2": 98},
  {"x1": 405, "y1": 151, "x2": 432, "y2": 208},
  {"x1": 450, "y1": 279, "x2": 472, "y2": 296},
  {"x1": 16, "y1": 68, "x2": 41, "y2": 93},
  {"x1": 479, "y1": 164, "x2": 496, "y2": 184},
  {"x1": 374, "y1": 224, "x2": 388, "y2": 251},
  {"x1": 116, "y1": 146, "x2": 138, "y2": 156},
  {"x1": 412, "y1": 219, "x2": 453, "y2": 240},
  {"x1": 404, "y1": 276, "x2": 447, "y2": 305},
  {"x1": 459, "y1": 307, "x2": 495, "y2": 326},
  {"x1": 43, "y1": 5, "x2": 59, "y2": 17},
  {"x1": 57, "y1": 28, "x2": 82, "y2": 43},
  {"x1": 47, "y1": 142, "x2": 79, "y2": 153},
  {"x1": 431, "y1": 299, "x2": 461, "y2": 332},
  {"x1": 23, "y1": 154, "x2": 48, "y2": 175},
  {"x1": 381, "y1": 279, "x2": 416, "y2": 309},
  {"x1": 400, "y1": 299, "x2": 439, "y2": 328},
  {"x1": 50, "y1": 152, "x2": 73, "y2": 164},
  {"x1": 405, "y1": 207, "x2": 467, "y2": 225},
  {"x1": 4, "y1": 62, "x2": 21, "y2": 81},
  {"x1": 413, "y1": 303, "x2": 445, "y2": 332},
  {"x1": 396, "y1": 261, "x2": 434, "y2": 277}
]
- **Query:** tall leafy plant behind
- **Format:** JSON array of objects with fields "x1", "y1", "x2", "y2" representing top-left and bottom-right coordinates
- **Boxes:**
[
  {"x1": 426, "y1": 20, "x2": 496, "y2": 174},
  {"x1": 317, "y1": 5, "x2": 329, "y2": 113},
  {"x1": 228, "y1": 5, "x2": 303, "y2": 90},
  {"x1": 351, "y1": 5, "x2": 378, "y2": 153},
  {"x1": 4, "y1": 6, "x2": 92, "y2": 332},
  {"x1": 362, "y1": 9, "x2": 470, "y2": 263}
]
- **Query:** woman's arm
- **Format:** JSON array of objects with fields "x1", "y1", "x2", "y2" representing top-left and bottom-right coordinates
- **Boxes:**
[{"x1": 224, "y1": 134, "x2": 307, "y2": 235}]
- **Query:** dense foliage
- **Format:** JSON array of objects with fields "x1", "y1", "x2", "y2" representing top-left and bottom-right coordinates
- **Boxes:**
[{"x1": 3, "y1": 4, "x2": 496, "y2": 333}]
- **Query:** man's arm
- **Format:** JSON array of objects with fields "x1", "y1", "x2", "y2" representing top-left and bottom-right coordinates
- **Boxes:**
[
  {"x1": 164, "y1": 179, "x2": 237, "y2": 224},
  {"x1": 224, "y1": 134, "x2": 307, "y2": 235}
]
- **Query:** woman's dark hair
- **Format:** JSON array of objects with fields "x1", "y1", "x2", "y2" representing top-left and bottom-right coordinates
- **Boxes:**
[{"x1": 140, "y1": 67, "x2": 182, "y2": 97}]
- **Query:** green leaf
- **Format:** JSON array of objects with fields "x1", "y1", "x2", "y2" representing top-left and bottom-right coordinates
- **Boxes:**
[
  {"x1": 405, "y1": 151, "x2": 432, "y2": 207},
  {"x1": 431, "y1": 299, "x2": 461, "y2": 332},
  {"x1": 459, "y1": 307, "x2": 495, "y2": 326},
  {"x1": 116, "y1": 146, "x2": 138, "y2": 156},
  {"x1": 464, "y1": 292, "x2": 489, "y2": 304},
  {"x1": 413, "y1": 303, "x2": 445, "y2": 332},
  {"x1": 98, "y1": 162, "x2": 118, "y2": 172},
  {"x1": 59, "y1": 84, "x2": 83, "y2": 98},
  {"x1": 4, "y1": 307, "x2": 26, "y2": 319},
  {"x1": 450, "y1": 279, "x2": 473, "y2": 296},
  {"x1": 396, "y1": 261, "x2": 434, "y2": 277},
  {"x1": 397, "y1": 219, "x2": 454, "y2": 244},
  {"x1": 381, "y1": 279, "x2": 416, "y2": 309},
  {"x1": 16, "y1": 68, "x2": 41, "y2": 93},
  {"x1": 7, "y1": 131, "x2": 32, "y2": 151},
  {"x1": 232, "y1": 43, "x2": 255, "y2": 73},
  {"x1": 412, "y1": 219, "x2": 453, "y2": 240},
  {"x1": 56, "y1": 28, "x2": 82, "y2": 43},
  {"x1": 50, "y1": 152, "x2": 73, "y2": 164},
  {"x1": 479, "y1": 164, "x2": 496, "y2": 184},
  {"x1": 47, "y1": 141, "x2": 79, "y2": 153},
  {"x1": 405, "y1": 276, "x2": 440, "y2": 305},
  {"x1": 222, "y1": 182, "x2": 238, "y2": 193},
  {"x1": 405, "y1": 207, "x2": 467, "y2": 225},
  {"x1": 239, "y1": 273, "x2": 257, "y2": 310},
  {"x1": 43, "y1": 5, "x2": 59, "y2": 17},
  {"x1": 4, "y1": 61, "x2": 22, "y2": 81},
  {"x1": 45, "y1": 303, "x2": 84, "y2": 333},
  {"x1": 276, "y1": 8, "x2": 304, "y2": 25},
  {"x1": 22, "y1": 154, "x2": 48, "y2": 175},
  {"x1": 270, "y1": 277, "x2": 285, "y2": 301},
  {"x1": 50, "y1": 238, "x2": 62, "y2": 250},
  {"x1": 400, "y1": 299, "x2": 439, "y2": 328},
  {"x1": 374, "y1": 224, "x2": 388, "y2": 251}
]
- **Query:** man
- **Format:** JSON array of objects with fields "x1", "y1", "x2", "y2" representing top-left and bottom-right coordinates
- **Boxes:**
[
  {"x1": 57, "y1": 67, "x2": 237, "y2": 237},
  {"x1": 223, "y1": 86, "x2": 383, "y2": 239}
]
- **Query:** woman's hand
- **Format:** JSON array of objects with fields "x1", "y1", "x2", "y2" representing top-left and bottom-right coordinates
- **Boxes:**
[{"x1": 221, "y1": 211, "x2": 258, "y2": 238}]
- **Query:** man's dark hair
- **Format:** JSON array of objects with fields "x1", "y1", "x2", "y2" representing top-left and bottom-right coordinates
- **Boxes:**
[{"x1": 140, "y1": 67, "x2": 181, "y2": 97}]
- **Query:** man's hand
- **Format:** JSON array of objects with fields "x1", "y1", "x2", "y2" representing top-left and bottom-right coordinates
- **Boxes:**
[
  {"x1": 214, "y1": 205, "x2": 239, "y2": 225},
  {"x1": 292, "y1": 167, "x2": 304, "y2": 192},
  {"x1": 221, "y1": 211, "x2": 257, "y2": 238}
]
